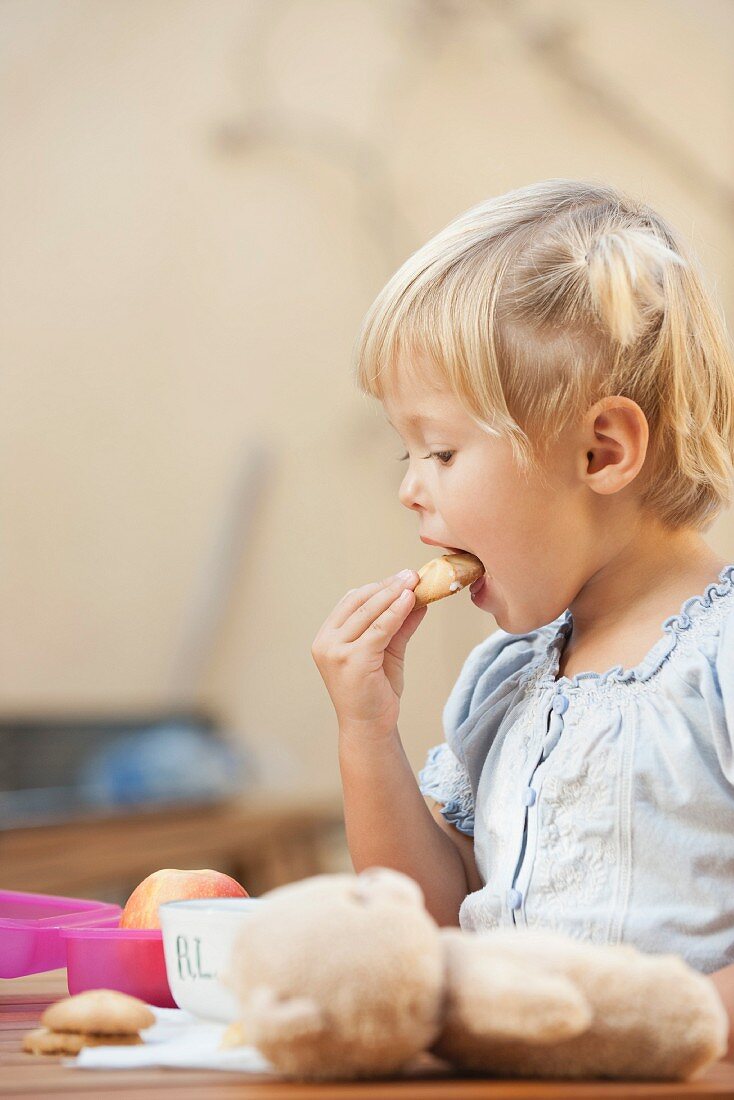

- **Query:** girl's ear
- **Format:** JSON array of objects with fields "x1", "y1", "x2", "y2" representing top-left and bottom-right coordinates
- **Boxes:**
[{"x1": 581, "y1": 397, "x2": 649, "y2": 496}]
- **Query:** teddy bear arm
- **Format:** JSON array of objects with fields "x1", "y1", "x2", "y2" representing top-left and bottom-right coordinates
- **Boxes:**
[{"x1": 448, "y1": 955, "x2": 592, "y2": 1045}]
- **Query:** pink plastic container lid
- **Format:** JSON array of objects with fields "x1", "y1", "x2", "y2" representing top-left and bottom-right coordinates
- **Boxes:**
[
  {"x1": 0, "y1": 889, "x2": 122, "y2": 978},
  {"x1": 62, "y1": 925, "x2": 176, "y2": 1008}
]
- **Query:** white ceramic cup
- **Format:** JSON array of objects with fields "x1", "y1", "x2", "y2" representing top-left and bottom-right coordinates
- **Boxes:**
[{"x1": 159, "y1": 896, "x2": 264, "y2": 1022}]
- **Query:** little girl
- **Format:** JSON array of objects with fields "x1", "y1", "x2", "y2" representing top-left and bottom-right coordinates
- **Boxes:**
[{"x1": 311, "y1": 179, "x2": 734, "y2": 1044}]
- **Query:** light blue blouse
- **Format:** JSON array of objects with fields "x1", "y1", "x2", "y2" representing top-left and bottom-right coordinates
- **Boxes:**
[{"x1": 418, "y1": 564, "x2": 734, "y2": 974}]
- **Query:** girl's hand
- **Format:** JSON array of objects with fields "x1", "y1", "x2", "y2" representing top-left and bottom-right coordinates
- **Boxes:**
[{"x1": 311, "y1": 570, "x2": 428, "y2": 741}]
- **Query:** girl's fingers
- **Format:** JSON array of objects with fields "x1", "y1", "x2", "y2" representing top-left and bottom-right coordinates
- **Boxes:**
[
  {"x1": 330, "y1": 580, "x2": 385, "y2": 631},
  {"x1": 340, "y1": 573, "x2": 418, "y2": 644},
  {"x1": 359, "y1": 585, "x2": 418, "y2": 652},
  {"x1": 331, "y1": 572, "x2": 411, "y2": 632}
]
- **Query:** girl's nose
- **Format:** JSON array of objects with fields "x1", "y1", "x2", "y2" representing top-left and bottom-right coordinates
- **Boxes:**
[{"x1": 398, "y1": 466, "x2": 426, "y2": 512}]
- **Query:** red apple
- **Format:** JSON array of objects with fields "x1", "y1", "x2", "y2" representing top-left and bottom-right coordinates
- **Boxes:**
[{"x1": 119, "y1": 868, "x2": 249, "y2": 929}]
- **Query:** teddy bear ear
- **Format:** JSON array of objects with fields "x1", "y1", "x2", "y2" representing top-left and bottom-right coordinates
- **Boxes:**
[
  {"x1": 354, "y1": 867, "x2": 425, "y2": 907},
  {"x1": 248, "y1": 985, "x2": 327, "y2": 1042}
]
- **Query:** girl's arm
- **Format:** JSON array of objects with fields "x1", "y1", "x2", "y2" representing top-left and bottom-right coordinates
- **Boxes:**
[
  {"x1": 709, "y1": 965, "x2": 734, "y2": 1060},
  {"x1": 426, "y1": 797, "x2": 483, "y2": 894},
  {"x1": 339, "y1": 727, "x2": 470, "y2": 926}
]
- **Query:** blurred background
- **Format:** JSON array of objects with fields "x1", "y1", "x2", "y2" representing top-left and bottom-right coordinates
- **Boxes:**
[{"x1": 1, "y1": 0, "x2": 733, "y2": 903}]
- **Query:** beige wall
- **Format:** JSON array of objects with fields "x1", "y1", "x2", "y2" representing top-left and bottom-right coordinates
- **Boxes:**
[{"x1": 1, "y1": 0, "x2": 733, "y2": 795}]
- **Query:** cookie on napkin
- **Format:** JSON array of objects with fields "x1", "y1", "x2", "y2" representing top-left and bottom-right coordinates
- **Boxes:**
[
  {"x1": 23, "y1": 1027, "x2": 142, "y2": 1055},
  {"x1": 41, "y1": 989, "x2": 154, "y2": 1035},
  {"x1": 23, "y1": 989, "x2": 154, "y2": 1055}
]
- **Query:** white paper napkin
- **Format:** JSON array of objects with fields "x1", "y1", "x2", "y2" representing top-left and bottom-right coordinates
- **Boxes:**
[{"x1": 65, "y1": 1005, "x2": 274, "y2": 1074}]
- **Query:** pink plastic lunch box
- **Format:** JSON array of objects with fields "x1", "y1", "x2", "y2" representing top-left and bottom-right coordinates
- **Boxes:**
[
  {"x1": 1, "y1": 888, "x2": 175, "y2": 1007},
  {"x1": 0, "y1": 888, "x2": 121, "y2": 977},
  {"x1": 62, "y1": 925, "x2": 176, "y2": 1007}
]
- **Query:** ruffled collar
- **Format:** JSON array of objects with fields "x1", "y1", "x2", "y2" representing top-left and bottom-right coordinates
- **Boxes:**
[{"x1": 538, "y1": 563, "x2": 734, "y2": 691}]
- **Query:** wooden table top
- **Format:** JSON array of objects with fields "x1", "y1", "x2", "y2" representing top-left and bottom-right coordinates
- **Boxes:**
[{"x1": 4, "y1": 970, "x2": 734, "y2": 1099}]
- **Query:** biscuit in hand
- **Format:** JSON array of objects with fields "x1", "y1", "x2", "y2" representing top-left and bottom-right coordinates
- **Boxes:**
[
  {"x1": 40, "y1": 989, "x2": 155, "y2": 1036},
  {"x1": 413, "y1": 551, "x2": 485, "y2": 608}
]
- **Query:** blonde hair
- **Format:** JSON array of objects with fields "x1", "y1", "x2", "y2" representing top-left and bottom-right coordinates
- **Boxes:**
[{"x1": 352, "y1": 179, "x2": 734, "y2": 531}]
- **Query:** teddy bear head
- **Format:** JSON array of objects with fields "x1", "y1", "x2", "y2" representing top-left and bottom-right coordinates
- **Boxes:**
[{"x1": 227, "y1": 867, "x2": 445, "y2": 1080}]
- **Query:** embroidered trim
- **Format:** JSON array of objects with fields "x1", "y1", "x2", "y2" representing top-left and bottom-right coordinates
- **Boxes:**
[
  {"x1": 460, "y1": 888, "x2": 501, "y2": 932},
  {"x1": 526, "y1": 747, "x2": 619, "y2": 945},
  {"x1": 418, "y1": 742, "x2": 475, "y2": 836},
  {"x1": 524, "y1": 563, "x2": 734, "y2": 699}
]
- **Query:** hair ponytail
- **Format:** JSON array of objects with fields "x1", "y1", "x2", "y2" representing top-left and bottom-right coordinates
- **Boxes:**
[{"x1": 584, "y1": 228, "x2": 685, "y2": 347}]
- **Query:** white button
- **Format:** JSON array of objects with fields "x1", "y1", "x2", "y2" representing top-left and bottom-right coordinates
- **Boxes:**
[
  {"x1": 507, "y1": 888, "x2": 522, "y2": 910},
  {"x1": 552, "y1": 693, "x2": 569, "y2": 715},
  {"x1": 522, "y1": 788, "x2": 536, "y2": 807}
]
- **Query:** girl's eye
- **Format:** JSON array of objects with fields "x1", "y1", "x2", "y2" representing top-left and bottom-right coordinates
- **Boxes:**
[{"x1": 397, "y1": 451, "x2": 454, "y2": 465}]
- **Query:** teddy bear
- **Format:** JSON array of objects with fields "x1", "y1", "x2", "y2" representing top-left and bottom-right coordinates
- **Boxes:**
[{"x1": 226, "y1": 867, "x2": 728, "y2": 1082}]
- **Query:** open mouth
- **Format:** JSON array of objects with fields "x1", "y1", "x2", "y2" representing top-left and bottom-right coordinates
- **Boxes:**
[
  {"x1": 443, "y1": 545, "x2": 486, "y2": 572},
  {"x1": 421, "y1": 537, "x2": 486, "y2": 574}
]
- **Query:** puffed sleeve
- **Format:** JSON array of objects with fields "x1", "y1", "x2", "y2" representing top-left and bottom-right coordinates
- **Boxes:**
[
  {"x1": 418, "y1": 741, "x2": 476, "y2": 835},
  {"x1": 418, "y1": 623, "x2": 550, "y2": 836}
]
